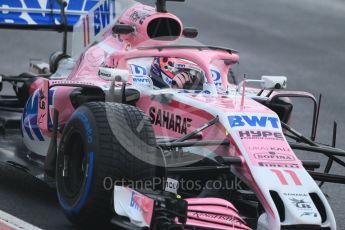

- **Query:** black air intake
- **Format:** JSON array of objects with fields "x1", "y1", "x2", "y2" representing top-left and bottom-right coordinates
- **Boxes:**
[
  {"x1": 270, "y1": 190, "x2": 286, "y2": 222},
  {"x1": 147, "y1": 17, "x2": 181, "y2": 40}
]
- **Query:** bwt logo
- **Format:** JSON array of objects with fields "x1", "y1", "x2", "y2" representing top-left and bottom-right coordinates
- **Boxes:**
[
  {"x1": 211, "y1": 69, "x2": 221, "y2": 82},
  {"x1": 130, "y1": 64, "x2": 150, "y2": 84},
  {"x1": 130, "y1": 191, "x2": 140, "y2": 210},
  {"x1": 130, "y1": 64, "x2": 148, "y2": 77},
  {"x1": 211, "y1": 69, "x2": 221, "y2": 86},
  {"x1": 228, "y1": 115, "x2": 279, "y2": 129},
  {"x1": 93, "y1": 0, "x2": 116, "y2": 36}
]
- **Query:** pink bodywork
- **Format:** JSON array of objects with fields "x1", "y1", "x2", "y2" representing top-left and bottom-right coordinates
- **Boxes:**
[
  {"x1": 131, "y1": 189, "x2": 155, "y2": 226},
  {"x1": 26, "y1": 3, "x2": 327, "y2": 229},
  {"x1": 185, "y1": 198, "x2": 251, "y2": 229}
]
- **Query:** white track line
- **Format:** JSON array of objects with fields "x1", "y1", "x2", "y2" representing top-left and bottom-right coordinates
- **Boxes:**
[{"x1": 0, "y1": 209, "x2": 43, "y2": 230}]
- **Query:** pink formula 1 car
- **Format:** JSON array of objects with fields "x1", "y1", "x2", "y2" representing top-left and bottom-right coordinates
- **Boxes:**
[{"x1": 0, "y1": 0, "x2": 344, "y2": 229}]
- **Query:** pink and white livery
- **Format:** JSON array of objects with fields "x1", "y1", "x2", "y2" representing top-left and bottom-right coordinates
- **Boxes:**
[{"x1": 0, "y1": 0, "x2": 344, "y2": 229}]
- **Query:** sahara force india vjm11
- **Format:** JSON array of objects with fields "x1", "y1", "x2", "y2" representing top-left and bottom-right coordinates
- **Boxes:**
[{"x1": 0, "y1": 0, "x2": 344, "y2": 229}]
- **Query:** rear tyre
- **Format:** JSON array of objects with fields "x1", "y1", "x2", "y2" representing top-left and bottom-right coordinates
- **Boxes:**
[{"x1": 56, "y1": 102, "x2": 160, "y2": 228}]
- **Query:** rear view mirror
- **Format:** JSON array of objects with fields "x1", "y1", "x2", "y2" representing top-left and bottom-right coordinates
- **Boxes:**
[
  {"x1": 112, "y1": 24, "x2": 135, "y2": 35},
  {"x1": 183, "y1": 27, "x2": 198, "y2": 38},
  {"x1": 261, "y1": 76, "x2": 287, "y2": 89},
  {"x1": 98, "y1": 67, "x2": 129, "y2": 82}
]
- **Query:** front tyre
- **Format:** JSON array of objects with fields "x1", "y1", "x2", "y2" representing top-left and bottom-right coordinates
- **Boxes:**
[{"x1": 56, "y1": 102, "x2": 159, "y2": 228}]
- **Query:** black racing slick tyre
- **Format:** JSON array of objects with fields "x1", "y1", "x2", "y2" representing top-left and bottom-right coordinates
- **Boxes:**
[{"x1": 56, "y1": 102, "x2": 160, "y2": 228}]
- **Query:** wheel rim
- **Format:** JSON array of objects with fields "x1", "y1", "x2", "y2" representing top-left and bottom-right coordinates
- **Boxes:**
[{"x1": 62, "y1": 131, "x2": 87, "y2": 198}]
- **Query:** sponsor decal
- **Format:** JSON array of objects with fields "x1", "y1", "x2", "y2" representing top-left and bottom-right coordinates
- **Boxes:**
[
  {"x1": 129, "y1": 10, "x2": 151, "y2": 25},
  {"x1": 130, "y1": 191, "x2": 141, "y2": 210},
  {"x1": 282, "y1": 194, "x2": 318, "y2": 217},
  {"x1": 164, "y1": 178, "x2": 179, "y2": 194},
  {"x1": 130, "y1": 64, "x2": 151, "y2": 85},
  {"x1": 98, "y1": 69, "x2": 112, "y2": 79},
  {"x1": 38, "y1": 89, "x2": 46, "y2": 110},
  {"x1": 249, "y1": 146, "x2": 291, "y2": 152},
  {"x1": 149, "y1": 107, "x2": 192, "y2": 135},
  {"x1": 211, "y1": 69, "x2": 222, "y2": 87},
  {"x1": 238, "y1": 130, "x2": 283, "y2": 140},
  {"x1": 133, "y1": 77, "x2": 150, "y2": 84},
  {"x1": 178, "y1": 90, "x2": 203, "y2": 94},
  {"x1": 162, "y1": 74, "x2": 173, "y2": 86},
  {"x1": 283, "y1": 193, "x2": 307, "y2": 197},
  {"x1": 93, "y1": 0, "x2": 116, "y2": 36},
  {"x1": 51, "y1": 80, "x2": 97, "y2": 86},
  {"x1": 22, "y1": 89, "x2": 55, "y2": 141},
  {"x1": 38, "y1": 88, "x2": 47, "y2": 126},
  {"x1": 38, "y1": 113, "x2": 46, "y2": 125},
  {"x1": 238, "y1": 130, "x2": 301, "y2": 168},
  {"x1": 301, "y1": 212, "x2": 317, "y2": 217},
  {"x1": 254, "y1": 151, "x2": 295, "y2": 161},
  {"x1": 130, "y1": 64, "x2": 148, "y2": 77},
  {"x1": 259, "y1": 162, "x2": 300, "y2": 168},
  {"x1": 228, "y1": 115, "x2": 279, "y2": 129},
  {"x1": 190, "y1": 212, "x2": 242, "y2": 225},
  {"x1": 290, "y1": 198, "x2": 312, "y2": 209}
]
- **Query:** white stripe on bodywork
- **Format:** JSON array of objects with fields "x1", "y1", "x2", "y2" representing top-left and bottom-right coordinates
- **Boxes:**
[{"x1": 98, "y1": 42, "x2": 117, "y2": 54}]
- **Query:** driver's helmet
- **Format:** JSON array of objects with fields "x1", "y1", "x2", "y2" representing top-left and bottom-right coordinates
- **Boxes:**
[{"x1": 150, "y1": 57, "x2": 204, "y2": 89}]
